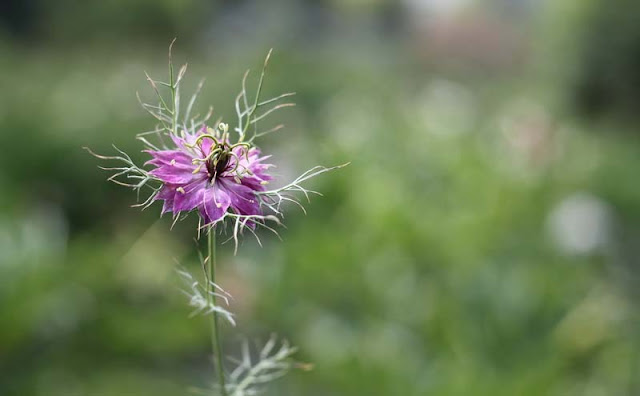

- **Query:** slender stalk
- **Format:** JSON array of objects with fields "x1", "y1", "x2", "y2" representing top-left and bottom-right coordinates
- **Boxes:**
[{"x1": 207, "y1": 228, "x2": 227, "y2": 395}]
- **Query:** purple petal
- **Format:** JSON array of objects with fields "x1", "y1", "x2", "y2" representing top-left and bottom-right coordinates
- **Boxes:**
[
  {"x1": 172, "y1": 178, "x2": 209, "y2": 213},
  {"x1": 227, "y1": 147, "x2": 273, "y2": 191},
  {"x1": 146, "y1": 148, "x2": 204, "y2": 184},
  {"x1": 144, "y1": 150, "x2": 193, "y2": 166},
  {"x1": 199, "y1": 136, "x2": 215, "y2": 157},
  {"x1": 150, "y1": 168, "x2": 200, "y2": 184},
  {"x1": 156, "y1": 185, "x2": 176, "y2": 214},
  {"x1": 219, "y1": 178, "x2": 262, "y2": 216},
  {"x1": 201, "y1": 185, "x2": 231, "y2": 224}
]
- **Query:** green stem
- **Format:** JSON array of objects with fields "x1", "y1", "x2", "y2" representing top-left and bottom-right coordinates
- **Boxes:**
[{"x1": 207, "y1": 229, "x2": 227, "y2": 395}]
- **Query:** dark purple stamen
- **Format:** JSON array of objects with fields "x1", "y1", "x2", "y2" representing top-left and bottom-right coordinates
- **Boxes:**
[{"x1": 207, "y1": 150, "x2": 231, "y2": 181}]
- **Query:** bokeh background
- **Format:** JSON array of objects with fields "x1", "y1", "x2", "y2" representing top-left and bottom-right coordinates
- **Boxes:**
[{"x1": 1, "y1": 0, "x2": 640, "y2": 395}]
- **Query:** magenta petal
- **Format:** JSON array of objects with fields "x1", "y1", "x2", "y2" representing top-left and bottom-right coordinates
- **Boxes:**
[
  {"x1": 150, "y1": 168, "x2": 199, "y2": 184},
  {"x1": 172, "y1": 178, "x2": 208, "y2": 213},
  {"x1": 226, "y1": 147, "x2": 272, "y2": 191},
  {"x1": 156, "y1": 185, "x2": 176, "y2": 214},
  {"x1": 157, "y1": 184, "x2": 176, "y2": 199},
  {"x1": 162, "y1": 197, "x2": 175, "y2": 214},
  {"x1": 202, "y1": 185, "x2": 231, "y2": 224},
  {"x1": 199, "y1": 136, "x2": 215, "y2": 157},
  {"x1": 170, "y1": 134, "x2": 186, "y2": 149},
  {"x1": 219, "y1": 179, "x2": 262, "y2": 216},
  {"x1": 144, "y1": 150, "x2": 193, "y2": 166}
]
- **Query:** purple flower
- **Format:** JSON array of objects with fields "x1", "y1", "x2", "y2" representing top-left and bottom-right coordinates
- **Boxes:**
[{"x1": 145, "y1": 127, "x2": 274, "y2": 225}]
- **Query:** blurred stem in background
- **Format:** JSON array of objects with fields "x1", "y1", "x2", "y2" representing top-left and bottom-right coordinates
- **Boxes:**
[{"x1": 207, "y1": 230, "x2": 227, "y2": 395}]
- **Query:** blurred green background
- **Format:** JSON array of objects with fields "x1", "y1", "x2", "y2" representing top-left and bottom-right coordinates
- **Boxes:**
[{"x1": 1, "y1": 0, "x2": 640, "y2": 395}]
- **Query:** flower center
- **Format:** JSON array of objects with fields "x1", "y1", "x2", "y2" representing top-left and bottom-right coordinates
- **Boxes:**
[{"x1": 206, "y1": 150, "x2": 231, "y2": 181}]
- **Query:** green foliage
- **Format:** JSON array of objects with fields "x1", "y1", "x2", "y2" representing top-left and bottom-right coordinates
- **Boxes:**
[{"x1": 1, "y1": 1, "x2": 639, "y2": 395}]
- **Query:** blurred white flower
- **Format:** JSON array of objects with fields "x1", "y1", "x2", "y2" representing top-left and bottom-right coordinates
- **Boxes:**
[{"x1": 547, "y1": 192, "x2": 613, "y2": 256}]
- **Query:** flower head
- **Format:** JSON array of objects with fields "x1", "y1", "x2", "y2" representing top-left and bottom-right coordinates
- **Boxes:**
[
  {"x1": 88, "y1": 49, "x2": 346, "y2": 245},
  {"x1": 146, "y1": 124, "x2": 273, "y2": 225}
]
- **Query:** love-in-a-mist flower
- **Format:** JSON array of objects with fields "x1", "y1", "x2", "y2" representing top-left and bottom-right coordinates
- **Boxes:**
[
  {"x1": 146, "y1": 123, "x2": 274, "y2": 225},
  {"x1": 88, "y1": 47, "x2": 346, "y2": 396},
  {"x1": 87, "y1": 47, "x2": 345, "y2": 242}
]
